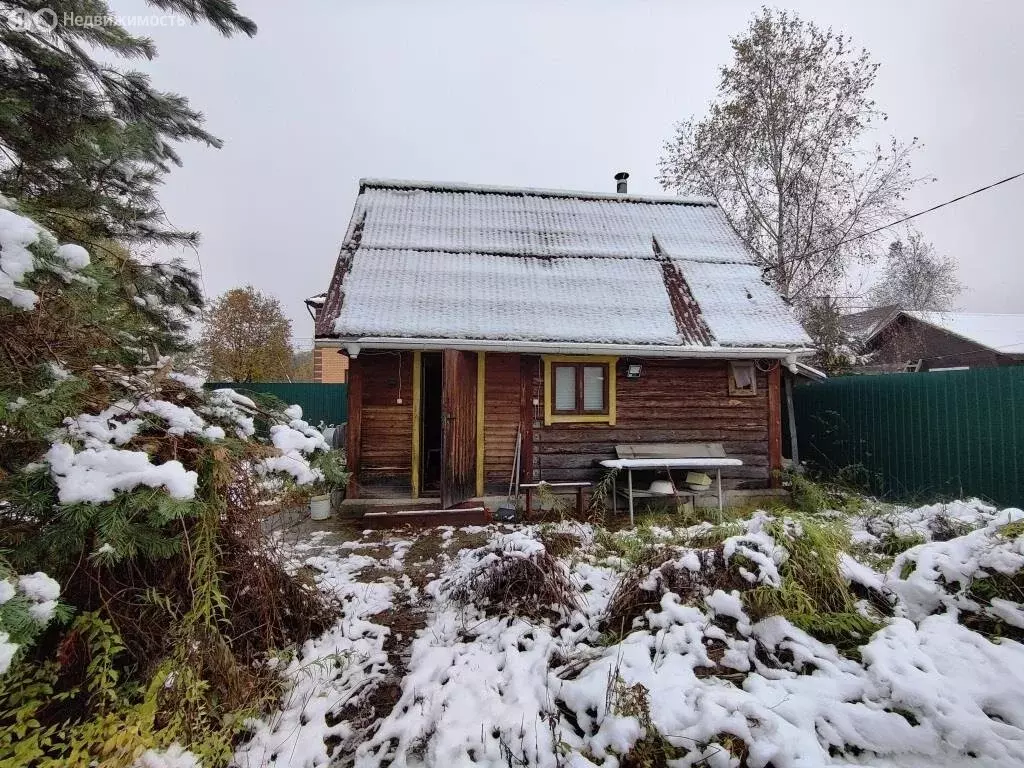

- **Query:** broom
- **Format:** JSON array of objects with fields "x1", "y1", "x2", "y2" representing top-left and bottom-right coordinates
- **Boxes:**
[{"x1": 495, "y1": 425, "x2": 522, "y2": 522}]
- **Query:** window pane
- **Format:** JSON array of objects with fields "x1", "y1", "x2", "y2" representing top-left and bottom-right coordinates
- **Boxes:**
[
  {"x1": 554, "y1": 366, "x2": 576, "y2": 411},
  {"x1": 582, "y1": 365, "x2": 605, "y2": 411}
]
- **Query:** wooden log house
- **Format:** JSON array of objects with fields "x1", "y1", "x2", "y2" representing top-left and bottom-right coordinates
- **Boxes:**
[{"x1": 312, "y1": 177, "x2": 813, "y2": 508}]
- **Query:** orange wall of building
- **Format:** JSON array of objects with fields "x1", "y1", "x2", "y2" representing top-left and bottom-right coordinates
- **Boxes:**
[{"x1": 314, "y1": 347, "x2": 349, "y2": 383}]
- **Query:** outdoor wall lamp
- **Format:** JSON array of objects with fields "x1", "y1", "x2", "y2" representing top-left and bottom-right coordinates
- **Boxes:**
[{"x1": 625, "y1": 362, "x2": 643, "y2": 379}]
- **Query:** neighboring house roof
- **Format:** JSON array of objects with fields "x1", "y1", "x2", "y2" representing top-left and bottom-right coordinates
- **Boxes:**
[
  {"x1": 794, "y1": 361, "x2": 827, "y2": 380},
  {"x1": 840, "y1": 305, "x2": 900, "y2": 343},
  {"x1": 316, "y1": 179, "x2": 812, "y2": 356},
  {"x1": 869, "y1": 311, "x2": 1024, "y2": 355}
]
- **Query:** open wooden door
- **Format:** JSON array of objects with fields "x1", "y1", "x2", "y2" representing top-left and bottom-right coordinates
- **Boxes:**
[{"x1": 441, "y1": 349, "x2": 477, "y2": 508}]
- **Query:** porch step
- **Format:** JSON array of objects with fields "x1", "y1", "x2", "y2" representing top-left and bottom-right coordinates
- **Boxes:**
[
  {"x1": 338, "y1": 497, "x2": 441, "y2": 519},
  {"x1": 361, "y1": 506, "x2": 488, "y2": 529}
]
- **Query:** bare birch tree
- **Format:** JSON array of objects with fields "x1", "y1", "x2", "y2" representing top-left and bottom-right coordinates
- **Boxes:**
[
  {"x1": 868, "y1": 231, "x2": 962, "y2": 310},
  {"x1": 658, "y1": 8, "x2": 922, "y2": 305}
]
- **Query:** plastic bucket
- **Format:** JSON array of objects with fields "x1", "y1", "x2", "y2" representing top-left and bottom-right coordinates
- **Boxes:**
[{"x1": 309, "y1": 494, "x2": 331, "y2": 521}]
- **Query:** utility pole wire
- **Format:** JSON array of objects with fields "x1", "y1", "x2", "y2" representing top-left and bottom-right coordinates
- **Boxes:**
[{"x1": 803, "y1": 170, "x2": 1024, "y2": 258}]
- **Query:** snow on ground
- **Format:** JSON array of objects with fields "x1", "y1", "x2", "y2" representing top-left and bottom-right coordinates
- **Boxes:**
[{"x1": 235, "y1": 502, "x2": 1024, "y2": 768}]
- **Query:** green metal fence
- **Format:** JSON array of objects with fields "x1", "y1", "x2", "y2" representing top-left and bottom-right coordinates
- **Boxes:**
[
  {"x1": 793, "y1": 367, "x2": 1023, "y2": 508},
  {"x1": 205, "y1": 382, "x2": 348, "y2": 427}
]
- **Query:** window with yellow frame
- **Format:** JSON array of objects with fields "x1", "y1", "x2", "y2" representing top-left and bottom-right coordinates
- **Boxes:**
[{"x1": 542, "y1": 356, "x2": 617, "y2": 425}]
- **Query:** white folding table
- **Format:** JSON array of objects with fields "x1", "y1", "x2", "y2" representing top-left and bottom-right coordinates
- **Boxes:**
[{"x1": 599, "y1": 457, "x2": 743, "y2": 526}]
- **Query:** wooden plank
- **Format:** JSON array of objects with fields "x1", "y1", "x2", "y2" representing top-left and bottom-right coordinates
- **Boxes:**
[
  {"x1": 361, "y1": 507, "x2": 488, "y2": 529},
  {"x1": 768, "y1": 363, "x2": 782, "y2": 488},
  {"x1": 346, "y1": 355, "x2": 363, "y2": 499},
  {"x1": 364, "y1": 507, "x2": 486, "y2": 517},
  {"x1": 614, "y1": 443, "x2": 727, "y2": 459},
  {"x1": 537, "y1": 428, "x2": 768, "y2": 444},
  {"x1": 476, "y1": 352, "x2": 485, "y2": 497},
  {"x1": 411, "y1": 351, "x2": 422, "y2": 499},
  {"x1": 483, "y1": 353, "x2": 521, "y2": 487},
  {"x1": 361, "y1": 352, "x2": 414, "y2": 406},
  {"x1": 785, "y1": 373, "x2": 799, "y2": 464},
  {"x1": 520, "y1": 482, "x2": 591, "y2": 488},
  {"x1": 441, "y1": 350, "x2": 477, "y2": 508}
]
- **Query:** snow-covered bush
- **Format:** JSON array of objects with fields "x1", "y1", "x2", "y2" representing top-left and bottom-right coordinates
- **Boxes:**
[
  {"x1": 0, "y1": 565, "x2": 62, "y2": 675},
  {"x1": 0, "y1": 198, "x2": 337, "y2": 765},
  {"x1": 443, "y1": 531, "x2": 580, "y2": 618},
  {"x1": 888, "y1": 506, "x2": 1024, "y2": 634}
]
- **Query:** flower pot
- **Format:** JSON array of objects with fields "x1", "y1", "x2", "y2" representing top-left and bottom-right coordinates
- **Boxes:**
[{"x1": 309, "y1": 494, "x2": 331, "y2": 521}]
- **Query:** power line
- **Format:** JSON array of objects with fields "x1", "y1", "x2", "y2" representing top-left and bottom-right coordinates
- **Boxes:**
[{"x1": 808, "y1": 169, "x2": 1024, "y2": 257}]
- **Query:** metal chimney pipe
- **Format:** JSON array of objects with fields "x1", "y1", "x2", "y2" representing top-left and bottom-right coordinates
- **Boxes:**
[{"x1": 614, "y1": 171, "x2": 629, "y2": 194}]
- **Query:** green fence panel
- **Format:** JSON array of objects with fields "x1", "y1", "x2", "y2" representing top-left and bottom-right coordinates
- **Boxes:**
[
  {"x1": 793, "y1": 368, "x2": 1024, "y2": 508},
  {"x1": 205, "y1": 382, "x2": 348, "y2": 427}
]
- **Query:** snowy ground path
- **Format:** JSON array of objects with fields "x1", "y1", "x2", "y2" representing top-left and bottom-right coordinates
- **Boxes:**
[{"x1": 234, "y1": 501, "x2": 1024, "y2": 768}]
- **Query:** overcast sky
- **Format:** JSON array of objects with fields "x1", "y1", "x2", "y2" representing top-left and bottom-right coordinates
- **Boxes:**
[{"x1": 116, "y1": 0, "x2": 1024, "y2": 347}]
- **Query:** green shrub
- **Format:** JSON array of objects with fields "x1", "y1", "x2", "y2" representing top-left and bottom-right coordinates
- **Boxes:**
[{"x1": 743, "y1": 515, "x2": 881, "y2": 654}]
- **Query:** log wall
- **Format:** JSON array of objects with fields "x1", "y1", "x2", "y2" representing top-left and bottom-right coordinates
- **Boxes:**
[
  {"x1": 482, "y1": 352, "x2": 522, "y2": 492},
  {"x1": 352, "y1": 352, "x2": 774, "y2": 498},
  {"x1": 528, "y1": 358, "x2": 771, "y2": 489},
  {"x1": 358, "y1": 351, "x2": 414, "y2": 494}
]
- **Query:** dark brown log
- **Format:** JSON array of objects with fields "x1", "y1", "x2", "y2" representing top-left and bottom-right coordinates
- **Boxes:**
[
  {"x1": 768, "y1": 363, "x2": 782, "y2": 488},
  {"x1": 346, "y1": 355, "x2": 363, "y2": 499},
  {"x1": 520, "y1": 355, "x2": 537, "y2": 483}
]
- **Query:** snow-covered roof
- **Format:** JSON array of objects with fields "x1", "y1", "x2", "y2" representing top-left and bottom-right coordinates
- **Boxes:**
[
  {"x1": 841, "y1": 306, "x2": 901, "y2": 343},
  {"x1": 316, "y1": 179, "x2": 811, "y2": 353},
  {"x1": 893, "y1": 312, "x2": 1024, "y2": 354},
  {"x1": 794, "y1": 361, "x2": 827, "y2": 380}
]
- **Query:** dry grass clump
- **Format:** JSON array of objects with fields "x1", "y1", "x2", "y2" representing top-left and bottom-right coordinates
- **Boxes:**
[
  {"x1": 602, "y1": 546, "x2": 748, "y2": 636},
  {"x1": 538, "y1": 529, "x2": 582, "y2": 558},
  {"x1": 957, "y1": 566, "x2": 1024, "y2": 642},
  {"x1": 447, "y1": 543, "x2": 580, "y2": 619}
]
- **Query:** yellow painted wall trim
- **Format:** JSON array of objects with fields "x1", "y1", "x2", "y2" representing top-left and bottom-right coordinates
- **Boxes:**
[
  {"x1": 475, "y1": 352, "x2": 486, "y2": 497},
  {"x1": 542, "y1": 355, "x2": 618, "y2": 426},
  {"x1": 410, "y1": 350, "x2": 422, "y2": 499}
]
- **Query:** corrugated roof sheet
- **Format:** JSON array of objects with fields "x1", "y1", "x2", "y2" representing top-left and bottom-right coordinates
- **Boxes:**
[
  {"x1": 841, "y1": 306, "x2": 900, "y2": 342},
  {"x1": 317, "y1": 179, "x2": 811, "y2": 350}
]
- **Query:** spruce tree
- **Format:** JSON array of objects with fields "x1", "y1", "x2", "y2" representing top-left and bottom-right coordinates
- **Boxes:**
[
  {"x1": 0, "y1": 0, "x2": 255, "y2": 248},
  {"x1": 0, "y1": 0, "x2": 255, "y2": 368}
]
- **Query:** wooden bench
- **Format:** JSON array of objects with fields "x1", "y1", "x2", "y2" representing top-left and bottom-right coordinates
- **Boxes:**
[
  {"x1": 615, "y1": 443, "x2": 728, "y2": 461},
  {"x1": 520, "y1": 481, "x2": 591, "y2": 517}
]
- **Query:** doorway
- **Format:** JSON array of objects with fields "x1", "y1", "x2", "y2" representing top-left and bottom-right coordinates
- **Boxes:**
[{"x1": 420, "y1": 352, "x2": 443, "y2": 493}]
